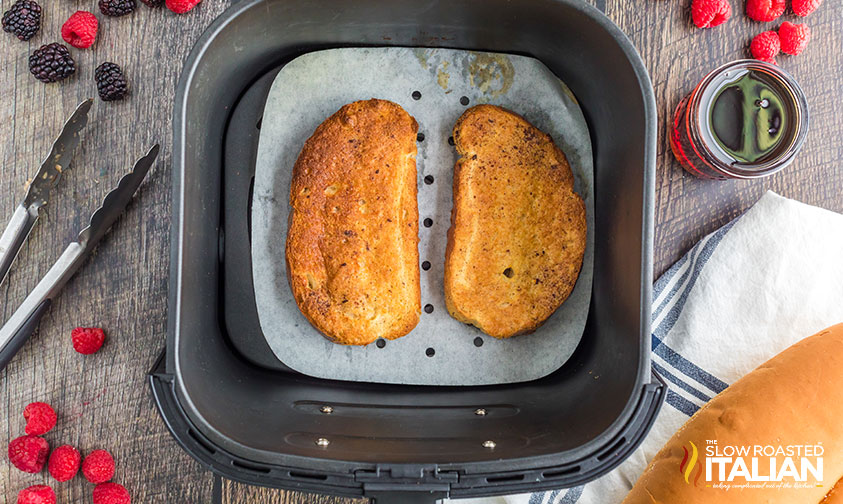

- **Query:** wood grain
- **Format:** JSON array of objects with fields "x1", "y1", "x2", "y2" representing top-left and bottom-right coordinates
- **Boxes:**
[
  {"x1": 0, "y1": 0, "x2": 840, "y2": 503},
  {"x1": 222, "y1": 479, "x2": 367, "y2": 504},
  {"x1": 0, "y1": 0, "x2": 231, "y2": 501}
]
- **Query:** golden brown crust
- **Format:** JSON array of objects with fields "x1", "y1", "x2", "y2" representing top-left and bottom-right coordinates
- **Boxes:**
[
  {"x1": 823, "y1": 477, "x2": 843, "y2": 504},
  {"x1": 285, "y1": 99, "x2": 420, "y2": 345},
  {"x1": 622, "y1": 324, "x2": 843, "y2": 504},
  {"x1": 444, "y1": 104, "x2": 586, "y2": 338}
]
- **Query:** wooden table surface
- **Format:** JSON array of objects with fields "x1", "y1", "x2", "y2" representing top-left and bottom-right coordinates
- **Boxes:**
[{"x1": 1, "y1": 0, "x2": 840, "y2": 502}]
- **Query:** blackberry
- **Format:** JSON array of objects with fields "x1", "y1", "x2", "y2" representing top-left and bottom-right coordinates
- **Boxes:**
[
  {"x1": 99, "y1": 0, "x2": 135, "y2": 16},
  {"x1": 29, "y1": 43, "x2": 75, "y2": 83},
  {"x1": 95, "y1": 62, "x2": 128, "y2": 101},
  {"x1": 2, "y1": 0, "x2": 41, "y2": 41},
  {"x1": 140, "y1": 0, "x2": 163, "y2": 7}
]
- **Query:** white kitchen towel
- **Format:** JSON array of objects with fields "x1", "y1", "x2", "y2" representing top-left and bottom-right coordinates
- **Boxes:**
[{"x1": 456, "y1": 191, "x2": 843, "y2": 504}]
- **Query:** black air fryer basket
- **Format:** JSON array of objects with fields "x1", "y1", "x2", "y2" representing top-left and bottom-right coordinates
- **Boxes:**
[{"x1": 149, "y1": 0, "x2": 664, "y2": 502}]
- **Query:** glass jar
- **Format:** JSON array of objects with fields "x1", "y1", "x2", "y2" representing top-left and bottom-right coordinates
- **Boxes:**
[{"x1": 670, "y1": 60, "x2": 809, "y2": 180}]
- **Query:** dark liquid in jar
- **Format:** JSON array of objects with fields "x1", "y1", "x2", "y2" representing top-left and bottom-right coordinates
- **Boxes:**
[
  {"x1": 670, "y1": 61, "x2": 808, "y2": 179},
  {"x1": 705, "y1": 69, "x2": 796, "y2": 167}
]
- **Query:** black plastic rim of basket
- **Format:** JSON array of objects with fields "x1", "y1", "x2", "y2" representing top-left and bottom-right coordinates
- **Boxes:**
[{"x1": 150, "y1": 351, "x2": 666, "y2": 502}]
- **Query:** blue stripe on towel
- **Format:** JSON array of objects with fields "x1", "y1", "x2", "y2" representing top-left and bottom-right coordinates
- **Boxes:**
[
  {"x1": 652, "y1": 262, "x2": 694, "y2": 321},
  {"x1": 653, "y1": 343, "x2": 729, "y2": 394},
  {"x1": 652, "y1": 220, "x2": 737, "y2": 341},
  {"x1": 666, "y1": 389, "x2": 700, "y2": 416},
  {"x1": 559, "y1": 486, "x2": 583, "y2": 503},
  {"x1": 652, "y1": 246, "x2": 692, "y2": 300},
  {"x1": 529, "y1": 492, "x2": 546, "y2": 504},
  {"x1": 652, "y1": 362, "x2": 712, "y2": 402},
  {"x1": 650, "y1": 218, "x2": 740, "y2": 395},
  {"x1": 652, "y1": 215, "x2": 742, "y2": 328},
  {"x1": 526, "y1": 482, "x2": 585, "y2": 503},
  {"x1": 651, "y1": 232, "x2": 714, "y2": 320}
]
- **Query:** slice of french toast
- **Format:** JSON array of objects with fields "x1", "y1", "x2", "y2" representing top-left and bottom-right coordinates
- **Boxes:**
[
  {"x1": 286, "y1": 99, "x2": 421, "y2": 345},
  {"x1": 445, "y1": 104, "x2": 586, "y2": 338}
]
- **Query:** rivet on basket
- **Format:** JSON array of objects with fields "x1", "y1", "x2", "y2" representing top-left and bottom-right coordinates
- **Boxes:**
[
  {"x1": 316, "y1": 437, "x2": 330, "y2": 447},
  {"x1": 320, "y1": 405, "x2": 334, "y2": 414},
  {"x1": 474, "y1": 408, "x2": 487, "y2": 416},
  {"x1": 482, "y1": 440, "x2": 496, "y2": 449}
]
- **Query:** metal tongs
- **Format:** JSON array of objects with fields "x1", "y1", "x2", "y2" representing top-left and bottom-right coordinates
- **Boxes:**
[
  {"x1": 0, "y1": 99, "x2": 93, "y2": 285},
  {"x1": 0, "y1": 99, "x2": 160, "y2": 370}
]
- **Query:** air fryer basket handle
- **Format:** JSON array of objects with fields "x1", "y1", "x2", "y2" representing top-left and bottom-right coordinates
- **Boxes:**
[{"x1": 367, "y1": 491, "x2": 445, "y2": 504}]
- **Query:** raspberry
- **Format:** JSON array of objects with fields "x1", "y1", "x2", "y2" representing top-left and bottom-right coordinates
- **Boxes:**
[
  {"x1": 17, "y1": 485, "x2": 56, "y2": 504},
  {"x1": 82, "y1": 449, "x2": 115, "y2": 484},
  {"x1": 2, "y1": 0, "x2": 41, "y2": 41},
  {"x1": 29, "y1": 43, "x2": 75, "y2": 83},
  {"x1": 23, "y1": 402, "x2": 57, "y2": 435},
  {"x1": 93, "y1": 483, "x2": 131, "y2": 504},
  {"x1": 48, "y1": 445, "x2": 81, "y2": 482},
  {"x1": 95, "y1": 62, "x2": 128, "y2": 101},
  {"x1": 750, "y1": 30, "x2": 780, "y2": 64},
  {"x1": 792, "y1": 0, "x2": 822, "y2": 16},
  {"x1": 99, "y1": 0, "x2": 135, "y2": 16},
  {"x1": 746, "y1": 0, "x2": 786, "y2": 22},
  {"x1": 61, "y1": 11, "x2": 98, "y2": 49},
  {"x1": 72, "y1": 327, "x2": 106, "y2": 354},
  {"x1": 8, "y1": 435, "x2": 49, "y2": 473},
  {"x1": 691, "y1": 0, "x2": 731, "y2": 28},
  {"x1": 165, "y1": 0, "x2": 201, "y2": 14},
  {"x1": 779, "y1": 21, "x2": 811, "y2": 55}
]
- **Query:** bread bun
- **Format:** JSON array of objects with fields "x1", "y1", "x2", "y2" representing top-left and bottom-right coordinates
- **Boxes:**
[
  {"x1": 623, "y1": 323, "x2": 843, "y2": 504},
  {"x1": 823, "y1": 477, "x2": 843, "y2": 503}
]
